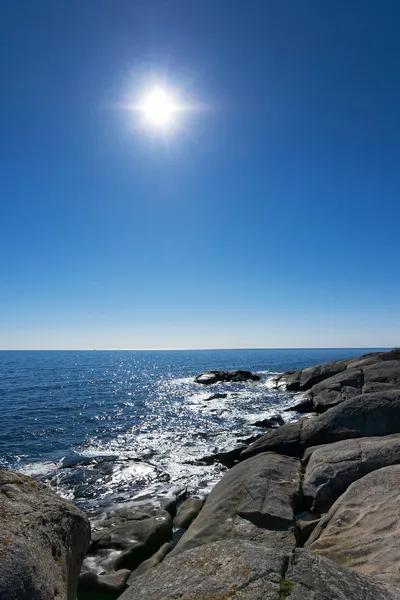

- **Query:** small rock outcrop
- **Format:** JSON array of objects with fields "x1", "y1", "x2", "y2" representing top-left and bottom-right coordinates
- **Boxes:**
[
  {"x1": 195, "y1": 369, "x2": 260, "y2": 385},
  {"x1": 171, "y1": 452, "x2": 301, "y2": 556},
  {"x1": 0, "y1": 468, "x2": 90, "y2": 600},
  {"x1": 307, "y1": 464, "x2": 400, "y2": 588}
]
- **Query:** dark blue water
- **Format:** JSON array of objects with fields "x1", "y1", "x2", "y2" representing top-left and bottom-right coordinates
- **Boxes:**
[{"x1": 0, "y1": 349, "x2": 384, "y2": 515}]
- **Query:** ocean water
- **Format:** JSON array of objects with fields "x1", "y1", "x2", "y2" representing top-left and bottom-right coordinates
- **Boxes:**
[{"x1": 0, "y1": 348, "x2": 384, "y2": 519}]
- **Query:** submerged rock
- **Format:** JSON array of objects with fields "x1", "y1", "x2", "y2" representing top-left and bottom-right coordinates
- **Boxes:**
[{"x1": 0, "y1": 468, "x2": 90, "y2": 600}]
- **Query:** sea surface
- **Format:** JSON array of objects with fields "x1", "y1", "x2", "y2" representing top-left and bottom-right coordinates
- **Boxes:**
[{"x1": 0, "y1": 348, "x2": 384, "y2": 520}]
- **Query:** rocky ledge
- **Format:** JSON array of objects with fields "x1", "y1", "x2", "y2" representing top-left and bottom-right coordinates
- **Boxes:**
[{"x1": 2, "y1": 349, "x2": 400, "y2": 599}]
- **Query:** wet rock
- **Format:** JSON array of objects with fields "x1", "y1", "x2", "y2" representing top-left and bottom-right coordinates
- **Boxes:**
[
  {"x1": 198, "y1": 444, "x2": 248, "y2": 468},
  {"x1": 296, "y1": 516, "x2": 320, "y2": 546},
  {"x1": 78, "y1": 569, "x2": 130, "y2": 599},
  {"x1": 303, "y1": 434, "x2": 400, "y2": 513},
  {"x1": 250, "y1": 414, "x2": 284, "y2": 428},
  {"x1": 307, "y1": 465, "x2": 400, "y2": 588},
  {"x1": 171, "y1": 452, "x2": 301, "y2": 556},
  {"x1": 159, "y1": 497, "x2": 177, "y2": 518},
  {"x1": 173, "y1": 497, "x2": 205, "y2": 529},
  {"x1": 194, "y1": 369, "x2": 260, "y2": 385},
  {"x1": 127, "y1": 542, "x2": 171, "y2": 582},
  {"x1": 58, "y1": 454, "x2": 118, "y2": 470},
  {"x1": 87, "y1": 509, "x2": 172, "y2": 573},
  {"x1": 0, "y1": 468, "x2": 90, "y2": 600},
  {"x1": 241, "y1": 390, "x2": 400, "y2": 459},
  {"x1": 204, "y1": 392, "x2": 228, "y2": 401},
  {"x1": 277, "y1": 369, "x2": 302, "y2": 390},
  {"x1": 194, "y1": 371, "x2": 222, "y2": 385},
  {"x1": 283, "y1": 396, "x2": 314, "y2": 413}
]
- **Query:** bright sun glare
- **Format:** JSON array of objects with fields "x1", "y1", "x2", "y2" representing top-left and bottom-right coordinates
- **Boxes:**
[{"x1": 139, "y1": 87, "x2": 181, "y2": 129}]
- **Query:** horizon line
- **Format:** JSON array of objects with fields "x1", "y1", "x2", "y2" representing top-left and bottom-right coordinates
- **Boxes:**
[{"x1": 0, "y1": 346, "x2": 390, "y2": 352}]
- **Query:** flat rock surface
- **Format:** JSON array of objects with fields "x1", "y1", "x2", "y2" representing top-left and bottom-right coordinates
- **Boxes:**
[
  {"x1": 241, "y1": 390, "x2": 400, "y2": 459},
  {"x1": 171, "y1": 452, "x2": 301, "y2": 556},
  {"x1": 119, "y1": 541, "x2": 400, "y2": 600},
  {"x1": 0, "y1": 468, "x2": 90, "y2": 600},
  {"x1": 303, "y1": 434, "x2": 400, "y2": 513},
  {"x1": 307, "y1": 464, "x2": 400, "y2": 587}
]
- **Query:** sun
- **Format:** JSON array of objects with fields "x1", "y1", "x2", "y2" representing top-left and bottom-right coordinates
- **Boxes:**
[{"x1": 139, "y1": 87, "x2": 181, "y2": 129}]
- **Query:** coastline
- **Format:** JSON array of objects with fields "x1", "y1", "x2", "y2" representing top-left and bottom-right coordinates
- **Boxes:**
[{"x1": 2, "y1": 349, "x2": 400, "y2": 599}]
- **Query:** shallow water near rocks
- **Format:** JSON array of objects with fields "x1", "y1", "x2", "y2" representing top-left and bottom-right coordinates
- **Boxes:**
[{"x1": 0, "y1": 348, "x2": 382, "y2": 519}]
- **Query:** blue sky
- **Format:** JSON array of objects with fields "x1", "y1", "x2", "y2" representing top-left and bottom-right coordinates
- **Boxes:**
[{"x1": 1, "y1": 0, "x2": 399, "y2": 349}]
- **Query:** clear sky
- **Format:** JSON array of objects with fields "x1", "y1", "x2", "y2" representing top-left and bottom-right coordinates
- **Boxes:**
[{"x1": 1, "y1": 0, "x2": 399, "y2": 350}]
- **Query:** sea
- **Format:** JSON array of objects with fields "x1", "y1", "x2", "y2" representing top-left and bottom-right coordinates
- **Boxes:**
[{"x1": 0, "y1": 348, "x2": 384, "y2": 522}]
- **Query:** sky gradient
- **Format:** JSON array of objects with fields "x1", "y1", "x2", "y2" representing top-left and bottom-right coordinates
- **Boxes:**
[{"x1": 1, "y1": 0, "x2": 399, "y2": 349}]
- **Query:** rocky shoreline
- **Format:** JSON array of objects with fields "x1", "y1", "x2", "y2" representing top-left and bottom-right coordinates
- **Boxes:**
[{"x1": 1, "y1": 350, "x2": 400, "y2": 599}]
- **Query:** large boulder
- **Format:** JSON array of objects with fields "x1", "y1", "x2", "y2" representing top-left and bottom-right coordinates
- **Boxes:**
[
  {"x1": 307, "y1": 465, "x2": 400, "y2": 588},
  {"x1": 118, "y1": 541, "x2": 399, "y2": 600},
  {"x1": 171, "y1": 452, "x2": 301, "y2": 556},
  {"x1": 241, "y1": 390, "x2": 400, "y2": 459},
  {"x1": 0, "y1": 468, "x2": 90, "y2": 600},
  {"x1": 303, "y1": 434, "x2": 400, "y2": 513}
]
